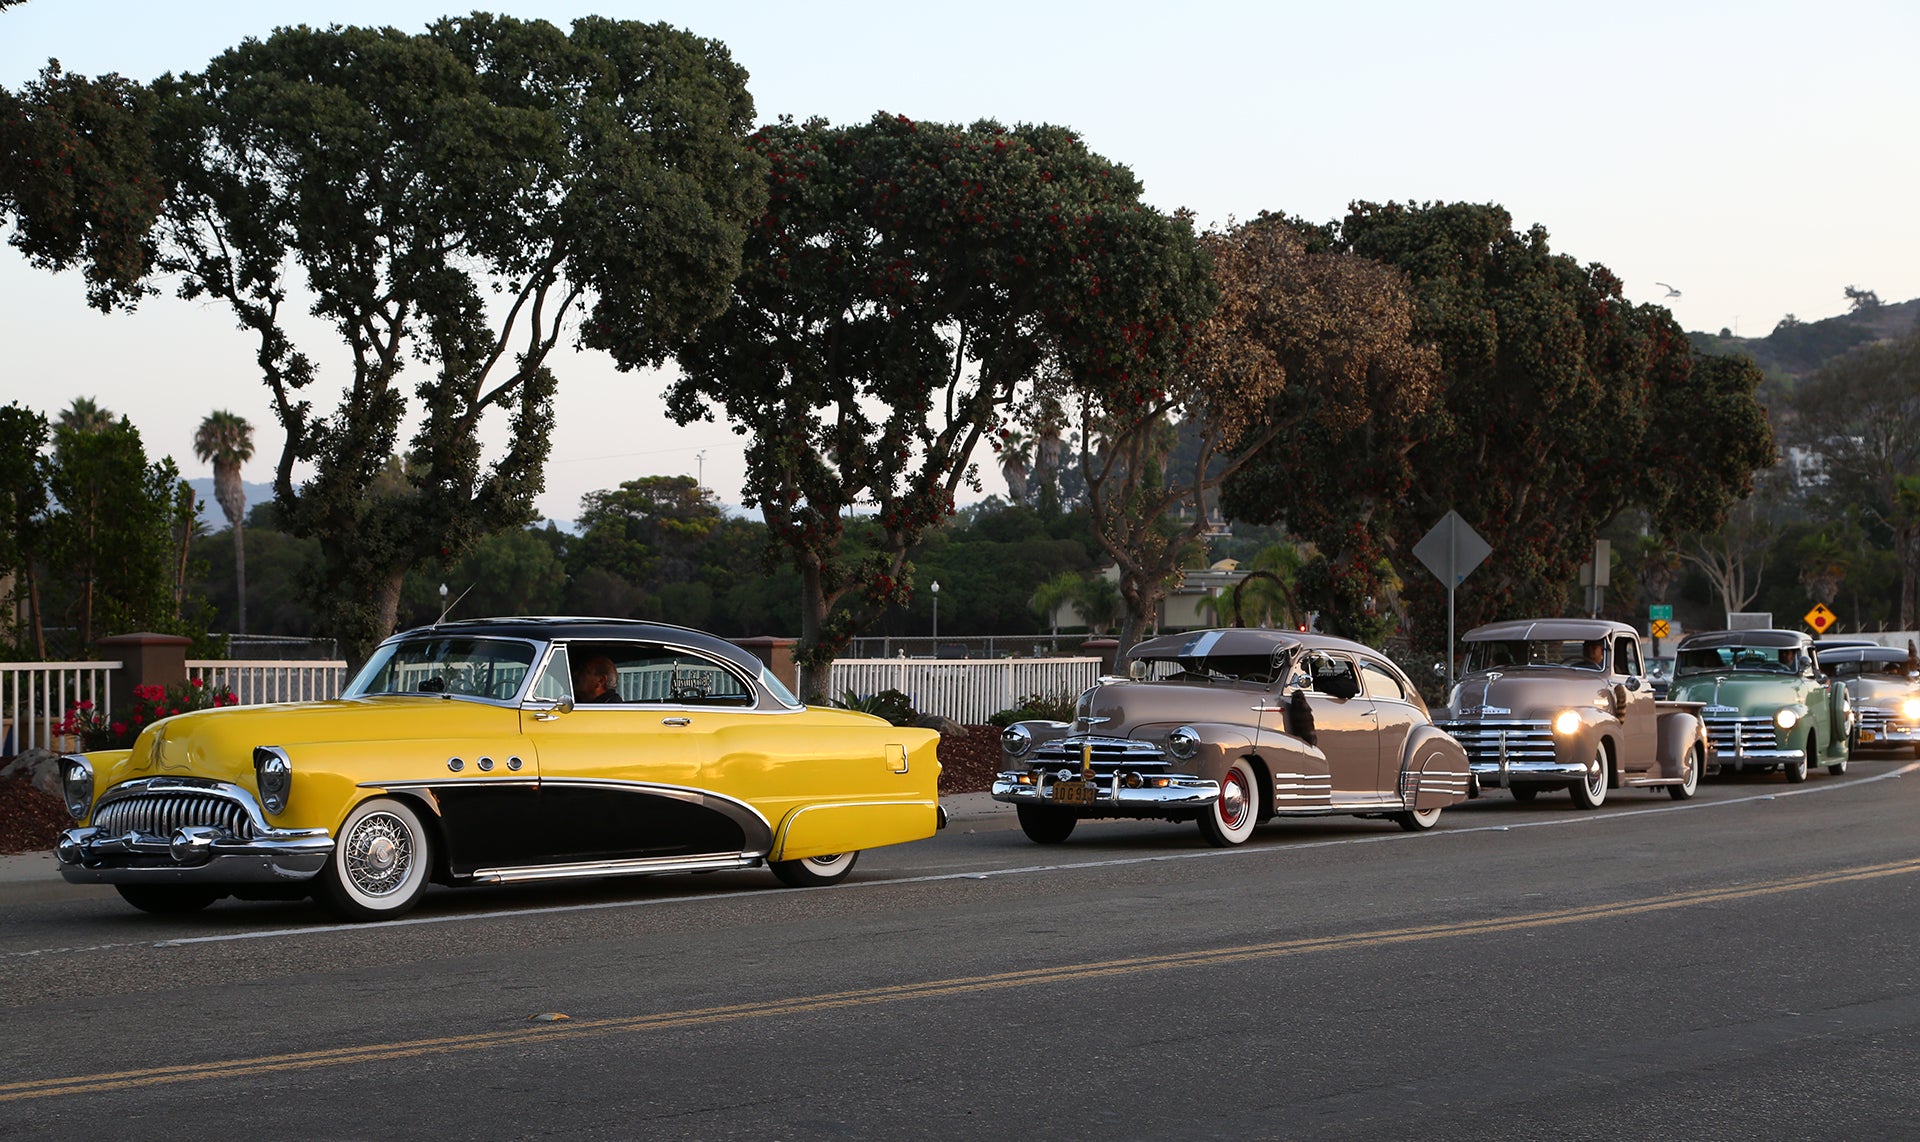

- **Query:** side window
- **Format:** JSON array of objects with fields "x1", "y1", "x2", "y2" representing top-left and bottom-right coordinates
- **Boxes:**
[
  {"x1": 529, "y1": 646, "x2": 573, "y2": 701},
  {"x1": 574, "y1": 642, "x2": 756, "y2": 706},
  {"x1": 1614, "y1": 638, "x2": 1642, "y2": 677},
  {"x1": 1309, "y1": 653, "x2": 1361, "y2": 700},
  {"x1": 1359, "y1": 659, "x2": 1406, "y2": 701}
]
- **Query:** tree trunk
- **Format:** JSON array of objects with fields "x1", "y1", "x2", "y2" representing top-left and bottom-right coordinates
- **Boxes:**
[
  {"x1": 233, "y1": 522, "x2": 248, "y2": 635},
  {"x1": 795, "y1": 561, "x2": 833, "y2": 705}
]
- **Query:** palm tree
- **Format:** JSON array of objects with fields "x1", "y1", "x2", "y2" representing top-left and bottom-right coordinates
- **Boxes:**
[
  {"x1": 58, "y1": 396, "x2": 115, "y2": 434},
  {"x1": 193, "y1": 411, "x2": 255, "y2": 634},
  {"x1": 1027, "y1": 570, "x2": 1084, "y2": 636}
]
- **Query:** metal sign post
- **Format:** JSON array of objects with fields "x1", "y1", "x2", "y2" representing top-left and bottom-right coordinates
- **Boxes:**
[{"x1": 1414, "y1": 511, "x2": 1492, "y2": 693}]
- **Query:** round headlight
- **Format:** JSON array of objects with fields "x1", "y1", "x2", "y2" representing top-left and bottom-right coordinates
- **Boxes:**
[
  {"x1": 1000, "y1": 724, "x2": 1033, "y2": 758},
  {"x1": 1166, "y1": 726, "x2": 1200, "y2": 760},
  {"x1": 1902, "y1": 699, "x2": 1920, "y2": 721},
  {"x1": 253, "y1": 746, "x2": 292, "y2": 814},
  {"x1": 1774, "y1": 708, "x2": 1798, "y2": 730},
  {"x1": 60, "y1": 755, "x2": 94, "y2": 821},
  {"x1": 1553, "y1": 710, "x2": 1582, "y2": 736}
]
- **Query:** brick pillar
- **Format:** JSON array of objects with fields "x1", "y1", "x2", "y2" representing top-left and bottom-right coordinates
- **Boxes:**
[
  {"x1": 1079, "y1": 637, "x2": 1121, "y2": 677},
  {"x1": 732, "y1": 636, "x2": 799, "y2": 697},
  {"x1": 97, "y1": 632, "x2": 191, "y2": 719}
]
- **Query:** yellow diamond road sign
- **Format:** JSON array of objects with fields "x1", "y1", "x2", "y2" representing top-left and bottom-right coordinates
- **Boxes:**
[
  {"x1": 1650, "y1": 619, "x2": 1670, "y2": 639},
  {"x1": 1805, "y1": 603, "x2": 1836, "y2": 633}
]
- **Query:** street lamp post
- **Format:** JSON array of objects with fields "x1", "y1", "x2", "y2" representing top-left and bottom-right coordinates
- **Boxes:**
[{"x1": 931, "y1": 580, "x2": 940, "y2": 647}]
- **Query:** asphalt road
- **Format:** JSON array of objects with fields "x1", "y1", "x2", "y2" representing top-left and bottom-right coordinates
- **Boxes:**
[{"x1": 4, "y1": 761, "x2": 1918, "y2": 1140}]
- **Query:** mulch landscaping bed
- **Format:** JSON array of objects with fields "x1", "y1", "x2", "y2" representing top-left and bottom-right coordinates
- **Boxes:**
[
  {"x1": 936, "y1": 725, "x2": 1002, "y2": 795},
  {"x1": 0, "y1": 773, "x2": 69, "y2": 856},
  {"x1": 0, "y1": 727, "x2": 1003, "y2": 856}
]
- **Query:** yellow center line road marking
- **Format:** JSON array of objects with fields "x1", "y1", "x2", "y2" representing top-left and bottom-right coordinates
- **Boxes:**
[{"x1": 8, "y1": 855, "x2": 1919, "y2": 1103}]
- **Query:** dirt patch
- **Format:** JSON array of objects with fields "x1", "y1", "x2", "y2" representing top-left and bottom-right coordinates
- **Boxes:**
[{"x1": 0, "y1": 773, "x2": 70, "y2": 855}]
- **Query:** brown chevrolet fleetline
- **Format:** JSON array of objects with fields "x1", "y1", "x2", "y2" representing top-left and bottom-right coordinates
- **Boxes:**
[
  {"x1": 992, "y1": 629, "x2": 1471, "y2": 846},
  {"x1": 1435, "y1": 618, "x2": 1708, "y2": 807}
]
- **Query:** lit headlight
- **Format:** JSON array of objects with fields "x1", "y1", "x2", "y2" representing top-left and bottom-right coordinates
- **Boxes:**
[
  {"x1": 1001, "y1": 724, "x2": 1033, "y2": 758},
  {"x1": 1902, "y1": 699, "x2": 1920, "y2": 721},
  {"x1": 253, "y1": 746, "x2": 292, "y2": 814},
  {"x1": 59, "y1": 755, "x2": 94, "y2": 821},
  {"x1": 1774, "y1": 708, "x2": 1798, "y2": 730},
  {"x1": 1167, "y1": 726, "x2": 1200, "y2": 760},
  {"x1": 1553, "y1": 710, "x2": 1582, "y2": 736}
]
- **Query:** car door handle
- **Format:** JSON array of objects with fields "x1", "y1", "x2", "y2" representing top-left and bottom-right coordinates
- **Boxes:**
[{"x1": 662, "y1": 717, "x2": 691, "y2": 727}]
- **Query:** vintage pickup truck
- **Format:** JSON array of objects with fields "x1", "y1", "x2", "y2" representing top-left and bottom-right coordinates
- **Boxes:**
[
  {"x1": 1667, "y1": 628, "x2": 1854, "y2": 780},
  {"x1": 1435, "y1": 618, "x2": 1708, "y2": 807}
]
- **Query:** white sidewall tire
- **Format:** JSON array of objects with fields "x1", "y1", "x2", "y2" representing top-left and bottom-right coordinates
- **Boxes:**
[
  {"x1": 1199, "y1": 759, "x2": 1260, "y2": 847},
  {"x1": 322, "y1": 797, "x2": 432, "y2": 920},
  {"x1": 771, "y1": 850, "x2": 860, "y2": 887}
]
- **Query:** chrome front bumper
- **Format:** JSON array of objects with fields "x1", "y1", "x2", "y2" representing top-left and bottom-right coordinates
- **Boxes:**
[
  {"x1": 56, "y1": 825, "x2": 335, "y2": 884},
  {"x1": 990, "y1": 772, "x2": 1219, "y2": 813},
  {"x1": 1467, "y1": 758, "x2": 1596, "y2": 786}
]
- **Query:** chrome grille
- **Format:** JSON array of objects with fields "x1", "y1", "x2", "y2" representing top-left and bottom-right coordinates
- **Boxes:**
[
  {"x1": 1858, "y1": 709, "x2": 1891, "y2": 734},
  {"x1": 1030, "y1": 736, "x2": 1171, "y2": 772},
  {"x1": 92, "y1": 792, "x2": 255, "y2": 839},
  {"x1": 1703, "y1": 716, "x2": 1778, "y2": 755},
  {"x1": 1434, "y1": 719, "x2": 1556, "y2": 762}
]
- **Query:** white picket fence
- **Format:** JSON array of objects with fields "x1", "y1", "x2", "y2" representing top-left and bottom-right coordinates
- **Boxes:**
[
  {"x1": 827, "y1": 657, "x2": 1102, "y2": 725},
  {"x1": 0, "y1": 661, "x2": 120, "y2": 754},
  {"x1": 186, "y1": 660, "x2": 351, "y2": 706}
]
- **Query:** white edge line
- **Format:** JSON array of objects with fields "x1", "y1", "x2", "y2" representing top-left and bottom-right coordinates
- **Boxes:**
[{"x1": 14, "y1": 762, "x2": 1917, "y2": 956}]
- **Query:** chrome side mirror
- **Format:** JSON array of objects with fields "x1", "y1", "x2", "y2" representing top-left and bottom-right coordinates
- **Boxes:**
[
  {"x1": 529, "y1": 697, "x2": 574, "y2": 722},
  {"x1": 1624, "y1": 675, "x2": 1641, "y2": 692}
]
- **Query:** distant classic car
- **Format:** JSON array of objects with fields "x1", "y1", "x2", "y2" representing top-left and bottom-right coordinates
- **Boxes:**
[
  {"x1": 1435, "y1": 619, "x2": 1707, "y2": 807},
  {"x1": 1815, "y1": 643, "x2": 1920, "y2": 758},
  {"x1": 1667, "y1": 628, "x2": 1854, "y2": 781},
  {"x1": 55, "y1": 618, "x2": 944, "y2": 920},
  {"x1": 992, "y1": 629, "x2": 1471, "y2": 845}
]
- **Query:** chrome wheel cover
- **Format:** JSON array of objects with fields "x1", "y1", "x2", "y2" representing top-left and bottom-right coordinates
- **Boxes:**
[
  {"x1": 1219, "y1": 768, "x2": 1251, "y2": 830},
  {"x1": 343, "y1": 811, "x2": 415, "y2": 898}
]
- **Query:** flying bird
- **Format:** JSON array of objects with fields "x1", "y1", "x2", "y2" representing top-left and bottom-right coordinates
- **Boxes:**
[{"x1": 1655, "y1": 282, "x2": 1682, "y2": 298}]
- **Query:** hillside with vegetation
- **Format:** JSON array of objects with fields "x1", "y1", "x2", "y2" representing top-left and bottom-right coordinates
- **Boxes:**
[{"x1": 1689, "y1": 294, "x2": 1920, "y2": 384}]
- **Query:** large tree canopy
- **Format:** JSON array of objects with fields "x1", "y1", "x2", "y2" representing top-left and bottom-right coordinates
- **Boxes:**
[
  {"x1": 0, "y1": 62, "x2": 163, "y2": 310},
  {"x1": 1225, "y1": 202, "x2": 1772, "y2": 650},
  {"x1": 667, "y1": 113, "x2": 1213, "y2": 697},
  {"x1": 141, "y1": 13, "x2": 765, "y2": 661},
  {"x1": 1075, "y1": 217, "x2": 1436, "y2": 649}
]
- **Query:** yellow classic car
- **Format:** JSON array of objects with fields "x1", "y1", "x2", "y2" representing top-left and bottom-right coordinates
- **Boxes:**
[{"x1": 55, "y1": 618, "x2": 944, "y2": 920}]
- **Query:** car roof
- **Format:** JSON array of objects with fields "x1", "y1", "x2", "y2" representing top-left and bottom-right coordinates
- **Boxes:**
[
  {"x1": 383, "y1": 616, "x2": 764, "y2": 672},
  {"x1": 1462, "y1": 618, "x2": 1638, "y2": 642},
  {"x1": 1125, "y1": 627, "x2": 1396, "y2": 662},
  {"x1": 1675, "y1": 628, "x2": 1810, "y2": 650}
]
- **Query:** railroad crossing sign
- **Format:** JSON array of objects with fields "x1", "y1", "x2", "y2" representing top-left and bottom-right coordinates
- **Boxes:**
[
  {"x1": 1651, "y1": 619, "x2": 1671, "y2": 639},
  {"x1": 1804, "y1": 603, "x2": 1836, "y2": 634}
]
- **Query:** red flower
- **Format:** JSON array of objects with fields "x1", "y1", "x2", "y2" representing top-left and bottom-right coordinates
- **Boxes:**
[
  {"x1": 191, "y1": 678, "x2": 205, "y2": 689},
  {"x1": 111, "y1": 722, "x2": 125, "y2": 734}
]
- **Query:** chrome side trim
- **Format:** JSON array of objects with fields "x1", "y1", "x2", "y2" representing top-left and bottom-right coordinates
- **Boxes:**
[
  {"x1": 467, "y1": 852, "x2": 760, "y2": 884},
  {"x1": 365, "y1": 777, "x2": 541, "y2": 790}
]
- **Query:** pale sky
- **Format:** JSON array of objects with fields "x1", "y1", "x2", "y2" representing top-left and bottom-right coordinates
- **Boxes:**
[{"x1": 4, "y1": 0, "x2": 1916, "y2": 524}]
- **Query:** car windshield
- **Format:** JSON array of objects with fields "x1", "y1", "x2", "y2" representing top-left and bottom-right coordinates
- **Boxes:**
[
  {"x1": 1675, "y1": 645, "x2": 1804, "y2": 675},
  {"x1": 346, "y1": 637, "x2": 540, "y2": 700},
  {"x1": 1826, "y1": 657, "x2": 1913, "y2": 679},
  {"x1": 1647, "y1": 657, "x2": 1674, "y2": 680},
  {"x1": 1134, "y1": 651, "x2": 1287, "y2": 684},
  {"x1": 1463, "y1": 639, "x2": 1606, "y2": 672}
]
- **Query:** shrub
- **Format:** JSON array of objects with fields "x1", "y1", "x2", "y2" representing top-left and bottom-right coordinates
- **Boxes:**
[
  {"x1": 57, "y1": 678, "x2": 239, "y2": 751},
  {"x1": 988, "y1": 691, "x2": 1077, "y2": 727},
  {"x1": 837, "y1": 688, "x2": 918, "y2": 727}
]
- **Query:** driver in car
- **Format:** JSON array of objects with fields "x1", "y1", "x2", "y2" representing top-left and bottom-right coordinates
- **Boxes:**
[{"x1": 571, "y1": 655, "x2": 622, "y2": 703}]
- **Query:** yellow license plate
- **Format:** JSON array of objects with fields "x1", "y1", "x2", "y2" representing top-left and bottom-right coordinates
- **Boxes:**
[
  {"x1": 1052, "y1": 780, "x2": 1095, "y2": 806},
  {"x1": 1860, "y1": 730, "x2": 1877, "y2": 742}
]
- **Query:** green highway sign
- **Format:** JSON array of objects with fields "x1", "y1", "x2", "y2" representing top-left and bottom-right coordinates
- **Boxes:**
[{"x1": 1650, "y1": 605, "x2": 1673, "y2": 621}]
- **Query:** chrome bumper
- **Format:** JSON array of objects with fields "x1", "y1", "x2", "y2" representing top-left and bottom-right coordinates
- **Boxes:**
[
  {"x1": 1468, "y1": 757, "x2": 1597, "y2": 785},
  {"x1": 56, "y1": 825, "x2": 335, "y2": 884},
  {"x1": 989, "y1": 772, "x2": 1219, "y2": 812}
]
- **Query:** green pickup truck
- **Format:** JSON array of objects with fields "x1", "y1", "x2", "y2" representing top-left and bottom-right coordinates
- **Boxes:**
[{"x1": 1667, "y1": 629, "x2": 1855, "y2": 781}]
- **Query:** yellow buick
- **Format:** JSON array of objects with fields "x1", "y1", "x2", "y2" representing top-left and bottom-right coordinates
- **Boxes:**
[{"x1": 55, "y1": 619, "x2": 944, "y2": 920}]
